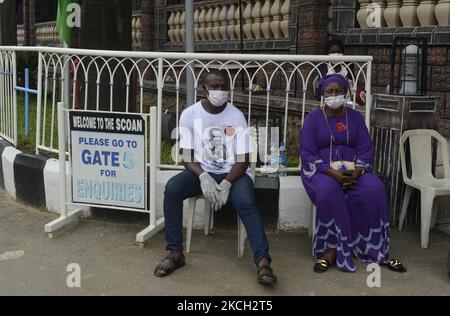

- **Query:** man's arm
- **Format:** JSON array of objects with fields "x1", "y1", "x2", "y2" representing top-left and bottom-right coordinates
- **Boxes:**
[
  {"x1": 182, "y1": 148, "x2": 204, "y2": 177},
  {"x1": 225, "y1": 153, "x2": 250, "y2": 184}
]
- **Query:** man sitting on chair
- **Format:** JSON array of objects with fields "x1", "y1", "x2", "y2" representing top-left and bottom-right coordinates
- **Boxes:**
[{"x1": 153, "y1": 70, "x2": 277, "y2": 285}]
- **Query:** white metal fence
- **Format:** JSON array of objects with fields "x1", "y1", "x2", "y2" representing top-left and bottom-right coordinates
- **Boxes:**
[
  {"x1": 0, "y1": 46, "x2": 373, "y2": 172},
  {"x1": 0, "y1": 49, "x2": 17, "y2": 145}
]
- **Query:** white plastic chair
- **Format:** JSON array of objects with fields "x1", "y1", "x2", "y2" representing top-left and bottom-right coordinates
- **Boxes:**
[
  {"x1": 185, "y1": 198, "x2": 247, "y2": 257},
  {"x1": 308, "y1": 204, "x2": 316, "y2": 239},
  {"x1": 308, "y1": 203, "x2": 317, "y2": 257},
  {"x1": 399, "y1": 129, "x2": 449, "y2": 248}
]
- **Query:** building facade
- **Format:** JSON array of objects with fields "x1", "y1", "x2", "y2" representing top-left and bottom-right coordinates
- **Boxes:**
[{"x1": 15, "y1": 0, "x2": 450, "y2": 134}]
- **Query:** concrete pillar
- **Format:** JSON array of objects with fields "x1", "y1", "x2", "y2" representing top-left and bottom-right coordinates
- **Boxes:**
[
  {"x1": 29, "y1": 0, "x2": 36, "y2": 46},
  {"x1": 141, "y1": 0, "x2": 155, "y2": 52},
  {"x1": 297, "y1": 0, "x2": 329, "y2": 55}
]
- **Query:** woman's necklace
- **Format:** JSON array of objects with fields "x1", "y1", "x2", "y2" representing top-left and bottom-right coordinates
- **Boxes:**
[{"x1": 321, "y1": 107, "x2": 350, "y2": 165}]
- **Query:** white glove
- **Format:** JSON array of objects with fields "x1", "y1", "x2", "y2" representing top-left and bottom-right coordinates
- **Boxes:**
[
  {"x1": 214, "y1": 180, "x2": 232, "y2": 211},
  {"x1": 199, "y1": 172, "x2": 219, "y2": 203}
]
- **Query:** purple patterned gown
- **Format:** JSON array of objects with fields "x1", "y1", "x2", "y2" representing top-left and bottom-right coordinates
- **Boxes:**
[{"x1": 300, "y1": 107, "x2": 390, "y2": 272}]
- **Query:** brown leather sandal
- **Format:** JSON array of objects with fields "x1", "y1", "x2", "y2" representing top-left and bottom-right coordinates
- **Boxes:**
[
  {"x1": 257, "y1": 265, "x2": 277, "y2": 285},
  {"x1": 154, "y1": 253, "x2": 186, "y2": 277}
]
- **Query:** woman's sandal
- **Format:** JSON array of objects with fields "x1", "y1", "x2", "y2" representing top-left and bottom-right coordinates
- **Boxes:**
[
  {"x1": 153, "y1": 253, "x2": 186, "y2": 277},
  {"x1": 257, "y1": 265, "x2": 277, "y2": 285},
  {"x1": 314, "y1": 259, "x2": 331, "y2": 273},
  {"x1": 382, "y1": 258, "x2": 407, "y2": 273}
]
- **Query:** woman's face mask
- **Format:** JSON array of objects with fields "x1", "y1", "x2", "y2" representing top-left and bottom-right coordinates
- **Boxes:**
[
  {"x1": 207, "y1": 87, "x2": 229, "y2": 107},
  {"x1": 325, "y1": 95, "x2": 346, "y2": 110}
]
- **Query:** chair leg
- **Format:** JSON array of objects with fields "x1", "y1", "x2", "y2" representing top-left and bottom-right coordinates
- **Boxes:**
[
  {"x1": 311, "y1": 205, "x2": 316, "y2": 258},
  {"x1": 204, "y1": 201, "x2": 212, "y2": 236},
  {"x1": 420, "y1": 190, "x2": 435, "y2": 248},
  {"x1": 238, "y1": 217, "x2": 247, "y2": 258},
  {"x1": 431, "y1": 199, "x2": 439, "y2": 229},
  {"x1": 186, "y1": 198, "x2": 197, "y2": 253},
  {"x1": 308, "y1": 203, "x2": 314, "y2": 238},
  {"x1": 399, "y1": 186, "x2": 413, "y2": 231}
]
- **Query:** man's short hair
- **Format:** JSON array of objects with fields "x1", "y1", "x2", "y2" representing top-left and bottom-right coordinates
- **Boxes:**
[{"x1": 204, "y1": 69, "x2": 229, "y2": 87}]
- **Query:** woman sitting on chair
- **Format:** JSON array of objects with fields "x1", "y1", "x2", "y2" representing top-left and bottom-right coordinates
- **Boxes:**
[{"x1": 300, "y1": 73, "x2": 406, "y2": 273}]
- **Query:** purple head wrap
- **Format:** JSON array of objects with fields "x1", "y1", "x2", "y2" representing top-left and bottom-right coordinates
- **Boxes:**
[{"x1": 316, "y1": 73, "x2": 350, "y2": 97}]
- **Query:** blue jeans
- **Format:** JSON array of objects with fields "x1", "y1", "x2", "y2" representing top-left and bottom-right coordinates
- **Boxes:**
[{"x1": 163, "y1": 170, "x2": 271, "y2": 265}]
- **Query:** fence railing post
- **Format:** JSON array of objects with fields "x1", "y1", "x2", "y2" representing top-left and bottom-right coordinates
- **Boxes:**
[
  {"x1": 63, "y1": 54, "x2": 70, "y2": 109},
  {"x1": 12, "y1": 51, "x2": 17, "y2": 146},
  {"x1": 150, "y1": 106, "x2": 157, "y2": 228},
  {"x1": 156, "y1": 57, "x2": 163, "y2": 166},
  {"x1": 57, "y1": 101, "x2": 67, "y2": 218},
  {"x1": 365, "y1": 60, "x2": 372, "y2": 128},
  {"x1": 35, "y1": 52, "x2": 43, "y2": 155}
]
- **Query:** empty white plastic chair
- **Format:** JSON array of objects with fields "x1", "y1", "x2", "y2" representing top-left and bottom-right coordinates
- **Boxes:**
[{"x1": 399, "y1": 129, "x2": 449, "y2": 248}]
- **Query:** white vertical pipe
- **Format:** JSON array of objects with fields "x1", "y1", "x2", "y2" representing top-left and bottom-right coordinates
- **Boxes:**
[
  {"x1": 365, "y1": 60, "x2": 372, "y2": 128},
  {"x1": 156, "y1": 58, "x2": 163, "y2": 166},
  {"x1": 5, "y1": 54, "x2": 10, "y2": 140},
  {"x1": 283, "y1": 91, "x2": 289, "y2": 145},
  {"x1": 57, "y1": 101, "x2": 67, "y2": 217},
  {"x1": 150, "y1": 106, "x2": 157, "y2": 227},
  {"x1": 12, "y1": 51, "x2": 17, "y2": 146},
  {"x1": 0, "y1": 54, "x2": 3, "y2": 137},
  {"x1": 50, "y1": 75, "x2": 57, "y2": 148},
  {"x1": 63, "y1": 55, "x2": 70, "y2": 108},
  {"x1": 35, "y1": 52, "x2": 43, "y2": 154}
]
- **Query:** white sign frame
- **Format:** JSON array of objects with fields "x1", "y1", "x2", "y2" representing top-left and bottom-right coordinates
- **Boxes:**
[
  {"x1": 67, "y1": 109, "x2": 147, "y2": 212},
  {"x1": 44, "y1": 103, "x2": 164, "y2": 246}
]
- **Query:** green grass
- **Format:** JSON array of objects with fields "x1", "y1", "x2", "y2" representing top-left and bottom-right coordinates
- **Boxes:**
[
  {"x1": 287, "y1": 155, "x2": 299, "y2": 168},
  {"x1": 161, "y1": 140, "x2": 177, "y2": 165},
  {"x1": 16, "y1": 94, "x2": 58, "y2": 156}
]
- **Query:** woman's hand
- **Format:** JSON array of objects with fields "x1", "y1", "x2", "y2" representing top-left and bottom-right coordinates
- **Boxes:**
[
  {"x1": 326, "y1": 169, "x2": 349, "y2": 185},
  {"x1": 326, "y1": 168, "x2": 364, "y2": 188}
]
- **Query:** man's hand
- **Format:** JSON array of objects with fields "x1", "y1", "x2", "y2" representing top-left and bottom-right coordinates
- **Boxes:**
[
  {"x1": 213, "y1": 180, "x2": 232, "y2": 211},
  {"x1": 199, "y1": 172, "x2": 219, "y2": 203}
]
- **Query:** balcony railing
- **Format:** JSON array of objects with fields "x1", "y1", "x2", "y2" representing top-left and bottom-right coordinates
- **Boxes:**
[
  {"x1": 166, "y1": 0, "x2": 292, "y2": 43},
  {"x1": 357, "y1": 0, "x2": 450, "y2": 28},
  {"x1": 18, "y1": 16, "x2": 142, "y2": 49}
]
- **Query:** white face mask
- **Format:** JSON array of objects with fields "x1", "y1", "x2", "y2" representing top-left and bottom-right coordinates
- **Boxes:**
[
  {"x1": 325, "y1": 95, "x2": 346, "y2": 110},
  {"x1": 207, "y1": 88, "x2": 229, "y2": 107}
]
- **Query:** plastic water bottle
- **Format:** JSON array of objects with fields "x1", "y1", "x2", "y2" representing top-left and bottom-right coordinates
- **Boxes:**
[
  {"x1": 278, "y1": 142, "x2": 287, "y2": 177},
  {"x1": 268, "y1": 142, "x2": 278, "y2": 178}
]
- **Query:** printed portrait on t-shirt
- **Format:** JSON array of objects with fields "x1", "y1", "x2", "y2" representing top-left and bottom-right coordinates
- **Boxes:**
[{"x1": 203, "y1": 127, "x2": 227, "y2": 170}]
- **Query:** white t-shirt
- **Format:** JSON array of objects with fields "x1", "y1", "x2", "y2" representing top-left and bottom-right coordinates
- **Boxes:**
[{"x1": 179, "y1": 101, "x2": 253, "y2": 177}]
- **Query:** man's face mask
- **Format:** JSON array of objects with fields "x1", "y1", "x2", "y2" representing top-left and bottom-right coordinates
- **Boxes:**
[
  {"x1": 206, "y1": 87, "x2": 229, "y2": 107},
  {"x1": 325, "y1": 95, "x2": 346, "y2": 110}
]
